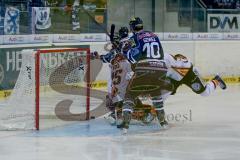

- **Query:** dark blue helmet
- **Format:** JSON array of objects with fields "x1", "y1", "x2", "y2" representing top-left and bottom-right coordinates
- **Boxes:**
[
  {"x1": 129, "y1": 17, "x2": 143, "y2": 32},
  {"x1": 118, "y1": 27, "x2": 129, "y2": 39}
]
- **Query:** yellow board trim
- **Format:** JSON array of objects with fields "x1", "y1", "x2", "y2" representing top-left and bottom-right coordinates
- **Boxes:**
[
  {"x1": 203, "y1": 76, "x2": 240, "y2": 84},
  {"x1": 0, "y1": 77, "x2": 239, "y2": 100}
]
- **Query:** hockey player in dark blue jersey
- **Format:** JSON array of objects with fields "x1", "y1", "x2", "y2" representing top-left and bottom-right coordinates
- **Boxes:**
[
  {"x1": 118, "y1": 17, "x2": 173, "y2": 133},
  {"x1": 122, "y1": 17, "x2": 164, "y2": 63}
]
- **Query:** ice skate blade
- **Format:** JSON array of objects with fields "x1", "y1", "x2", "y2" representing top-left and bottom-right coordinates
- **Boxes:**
[
  {"x1": 160, "y1": 124, "x2": 169, "y2": 130},
  {"x1": 122, "y1": 128, "x2": 128, "y2": 134}
]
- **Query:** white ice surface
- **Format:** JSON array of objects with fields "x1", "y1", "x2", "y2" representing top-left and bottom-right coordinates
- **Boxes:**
[{"x1": 0, "y1": 84, "x2": 240, "y2": 160}]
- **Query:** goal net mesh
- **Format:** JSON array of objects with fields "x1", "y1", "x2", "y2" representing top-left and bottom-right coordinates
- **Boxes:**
[{"x1": 0, "y1": 48, "x2": 90, "y2": 130}]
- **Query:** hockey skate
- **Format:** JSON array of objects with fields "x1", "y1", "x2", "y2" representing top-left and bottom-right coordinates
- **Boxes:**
[
  {"x1": 156, "y1": 110, "x2": 169, "y2": 129},
  {"x1": 159, "y1": 120, "x2": 169, "y2": 129},
  {"x1": 213, "y1": 75, "x2": 227, "y2": 90},
  {"x1": 117, "y1": 121, "x2": 129, "y2": 129},
  {"x1": 104, "y1": 112, "x2": 116, "y2": 125},
  {"x1": 117, "y1": 121, "x2": 129, "y2": 134}
]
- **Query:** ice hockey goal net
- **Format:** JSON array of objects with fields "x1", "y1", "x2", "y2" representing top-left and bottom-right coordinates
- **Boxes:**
[{"x1": 0, "y1": 48, "x2": 90, "y2": 130}]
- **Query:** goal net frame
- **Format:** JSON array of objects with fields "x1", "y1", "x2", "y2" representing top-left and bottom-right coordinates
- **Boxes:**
[{"x1": 35, "y1": 48, "x2": 91, "y2": 130}]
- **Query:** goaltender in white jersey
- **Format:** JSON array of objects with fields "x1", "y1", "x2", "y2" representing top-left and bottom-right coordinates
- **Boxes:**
[{"x1": 109, "y1": 55, "x2": 133, "y2": 103}]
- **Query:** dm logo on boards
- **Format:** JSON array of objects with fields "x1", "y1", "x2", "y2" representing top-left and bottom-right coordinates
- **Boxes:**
[
  {"x1": 208, "y1": 14, "x2": 240, "y2": 32},
  {"x1": 210, "y1": 16, "x2": 238, "y2": 29}
]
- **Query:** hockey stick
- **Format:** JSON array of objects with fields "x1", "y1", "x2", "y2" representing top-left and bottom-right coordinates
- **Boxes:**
[{"x1": 109, "y1": 24, "x2": 115, "y2": 43}]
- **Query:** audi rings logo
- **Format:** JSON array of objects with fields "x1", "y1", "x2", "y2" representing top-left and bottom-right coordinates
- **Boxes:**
[{"x1": 0, "y1": 64, "x2": 4, "y2": 85}]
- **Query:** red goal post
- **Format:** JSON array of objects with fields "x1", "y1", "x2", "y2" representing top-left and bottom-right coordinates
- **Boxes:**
[{"x1": 35, "y1": 48, "x2": 90, "y2": 130}]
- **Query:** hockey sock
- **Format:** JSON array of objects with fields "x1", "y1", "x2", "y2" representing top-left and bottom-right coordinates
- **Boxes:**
[
  {"x1": 121, "y1": 100, "x2": 134, "y2": 129},
  {"x1": 200, "y1": 81, "x2": 216, "y2": 96}
]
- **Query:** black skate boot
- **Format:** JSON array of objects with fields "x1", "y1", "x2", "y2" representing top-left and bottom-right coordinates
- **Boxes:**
[
  {"x1": 156, "y1": 110, "x2": 168, "y2": 129},
  {"x1": 213, "y1": 75, "x2": 227, "y2": 90},
  {"x1": 117, "y1": 121, "x2": 129, "y2": 129},
  {"x1": 117, "y1": 121, "x2": 129, "y2": 134},
  {"x1": 159, "y1": 120, "x2": 168, "y2": 128}
]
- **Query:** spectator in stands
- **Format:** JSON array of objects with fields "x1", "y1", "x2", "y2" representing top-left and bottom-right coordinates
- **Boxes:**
[
  {"x1": 224, "y1": 0, "x2": 235, "y2": 9},
  {"x1": 212, "y1": 0, "x2": 219, "y2": 8},
  {"x1": 28, "y1": 0, "x2": 45, "y2": 7},
  {"x1": 236, "y1": 0, "x2": 240, "y2": 9},
  {"x1": 212, "y1": 0, "x2": 235, "y2": 9}
]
